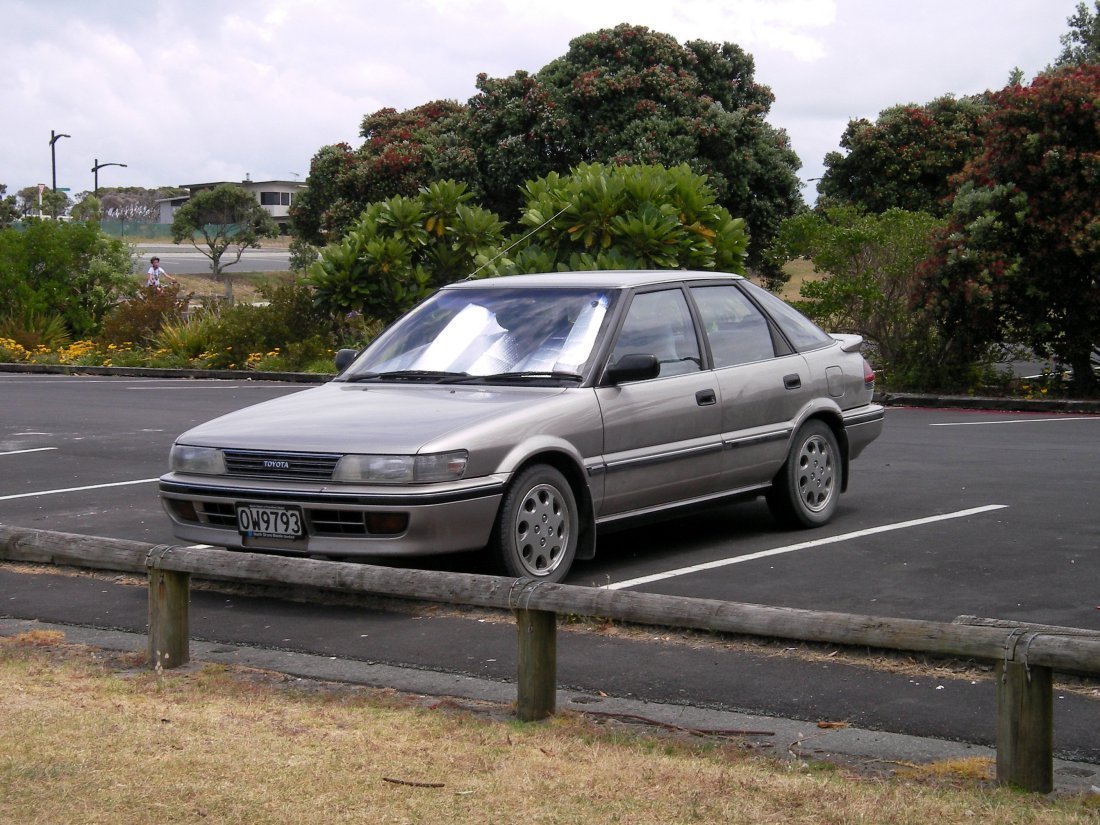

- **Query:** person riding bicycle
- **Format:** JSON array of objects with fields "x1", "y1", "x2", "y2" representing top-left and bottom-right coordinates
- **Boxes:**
[{"x1": 146, "y1": 256, "x2": 175, "y2": 290}]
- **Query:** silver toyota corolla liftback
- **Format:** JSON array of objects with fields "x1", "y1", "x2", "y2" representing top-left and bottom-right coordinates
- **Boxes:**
[{"x1": 160, "y1": 271, "x2": 884, "y2": 582}]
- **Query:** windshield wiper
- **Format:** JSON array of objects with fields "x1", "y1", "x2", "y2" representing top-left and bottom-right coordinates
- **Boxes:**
[
  {"x1": 454, "y1": 371, "x2": 584, "y2": 385},
  {"x1": 342, "y1": 370, "x2": 470, "y2": 384}
]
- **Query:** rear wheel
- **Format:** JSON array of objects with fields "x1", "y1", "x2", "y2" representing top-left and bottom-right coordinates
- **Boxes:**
[
  {"x1": 766, "y1": 420, "x2": 841, "y2": 528},
  {"x1": 490, "y1": 464, "x2": 578, "y2": 582}
]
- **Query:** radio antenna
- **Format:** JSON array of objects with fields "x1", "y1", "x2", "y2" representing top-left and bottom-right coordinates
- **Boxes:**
[{"x1": 463, "y1": 201, "x2": 571, "y2": 280}]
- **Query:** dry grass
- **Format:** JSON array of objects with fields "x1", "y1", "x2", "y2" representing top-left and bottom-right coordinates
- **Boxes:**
[
  {"x1": 778, "y1": 258, "x2": 825, "y2": 301},
  {"x1": 2, "y1": 632, "x2": 1097, "y2": 825}
]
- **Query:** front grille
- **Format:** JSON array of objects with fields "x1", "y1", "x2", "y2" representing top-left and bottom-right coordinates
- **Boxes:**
[
  {"x1": 222, "y1": 450, "x2": 342, "y2": 481},
  {"x1": 307, "y1": 509, "x2": 367, "y2": 536}
]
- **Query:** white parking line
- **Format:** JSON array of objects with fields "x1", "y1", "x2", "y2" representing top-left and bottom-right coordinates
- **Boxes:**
[
  {"x1": 125, "y1": 386, "x2": 234, "y2": 390},
  {"x1": 0, "y1": 447, "x2": 58, "y2": 456},
  {"x1": 602, "y1": 505, "x2": 1009, "y2": 591},
  {"x1": 0, "y1": 478, "x2": 159, "y2": 501},
  {"x1": 930, "y1": 417, "x2": 1097, "y2": 426}
]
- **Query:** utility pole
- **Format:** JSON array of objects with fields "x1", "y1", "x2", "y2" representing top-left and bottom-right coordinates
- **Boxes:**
[{"x1": 49, "y1": 130, "x2": 71, "y2": 191}]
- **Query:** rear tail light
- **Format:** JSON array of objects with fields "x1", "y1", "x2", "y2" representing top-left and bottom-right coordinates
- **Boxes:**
[{"x1": 863, "y1": 358, "x2": 876, "y2": 390}]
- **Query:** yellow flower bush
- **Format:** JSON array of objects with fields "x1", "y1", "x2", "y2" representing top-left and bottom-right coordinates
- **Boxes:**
[
  {"x1": 0, "y1": 337, "x2": 31, "y2": 362},
  {"x1": 56, "y1": 340, "x2": 99, "y2": 363}
]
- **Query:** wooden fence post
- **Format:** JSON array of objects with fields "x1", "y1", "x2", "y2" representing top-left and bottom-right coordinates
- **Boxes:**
[
  {"x1": 147, "y1": 547, "x2": 190, "y2": 671},
  {"x1": 996, "y1": 660, "x2": 1053, "y2": 793},
  {"x1": 515, "y1": 608, "x2": 556, "y2": 721}
]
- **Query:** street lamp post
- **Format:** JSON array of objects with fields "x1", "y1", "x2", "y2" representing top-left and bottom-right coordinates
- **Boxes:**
[
  {"x1": 92, "y1": 158, "x2": 128, "y2": 196},
  {"x1": 49, "y1": 130, "x2": 71, "y2": 191}
]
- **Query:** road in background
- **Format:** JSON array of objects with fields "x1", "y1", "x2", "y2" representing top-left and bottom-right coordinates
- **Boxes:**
[{"x1": 131, "y1": 244, "x2": 290, "y2": 275}]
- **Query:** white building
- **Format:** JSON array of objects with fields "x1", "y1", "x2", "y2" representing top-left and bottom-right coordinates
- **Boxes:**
[{"x1": 156, "y1": 177, "x2": 305, "y2": 233}]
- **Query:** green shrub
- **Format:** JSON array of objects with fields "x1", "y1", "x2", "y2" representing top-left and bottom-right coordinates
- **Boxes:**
[
  {"x1": 153, "y1": 312, "x2": 220, "y2": 361},
  {"x1": 99, "y1": 284, "x2": 191, "y2": 346},
  {"x1": 200, "y1": 281, "x2": 333, "y2": 370},
  {"x1": 143, "y1": 350, "x2": 196, "y2": 369},
  {"x1": 307, "y1": 182, "x2": 503, "y2": 321},
  {"x1": 0, "y1": 221, "x2": 133, "y2": 338}
]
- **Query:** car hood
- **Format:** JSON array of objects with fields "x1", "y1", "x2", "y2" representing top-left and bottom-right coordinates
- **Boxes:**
[{"x1": 175, "y1": 381, "x2": 573, "y2": 454}]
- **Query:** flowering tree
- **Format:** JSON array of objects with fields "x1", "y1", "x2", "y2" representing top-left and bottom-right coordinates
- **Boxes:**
[
  {"x1": 818, "y1": 95, "x2": 991, "y2": 216},
  {"x1": 921, "y1": 66, "x2": 1100, "y2": 394},
  {"x1": 292, "y1": 102, "x2": 475, "y2": 244},
  {"x1": 467, "y1": 24, "x2": 800, "y2": 269}
]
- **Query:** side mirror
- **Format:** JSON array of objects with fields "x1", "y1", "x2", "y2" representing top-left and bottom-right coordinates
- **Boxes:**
[
  {"x1": 334, "y1": 348, "x2": 359, "y2": 373},
  {"x1": 603, "y1": 353, "x2": 660, "y2": 385}
]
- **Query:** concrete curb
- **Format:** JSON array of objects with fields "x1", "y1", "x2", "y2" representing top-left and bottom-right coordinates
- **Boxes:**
[
  {"x1": 878, "y1": 391, "x2": 1100, "y2": 414},
  {"x1": 3, "y1": 363, "x2": 1099, "y2": 413},
  {"x1": 0, "y1": 362, "x2": 330, "y2": 384}
]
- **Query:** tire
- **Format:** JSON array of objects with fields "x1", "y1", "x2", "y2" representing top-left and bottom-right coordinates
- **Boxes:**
[
  {"x1": 490, "y1": 464, "x2": 578, "y2": 582},
  {"x1": 766, "y1": 420, "x2": 842, "y2": 528}
]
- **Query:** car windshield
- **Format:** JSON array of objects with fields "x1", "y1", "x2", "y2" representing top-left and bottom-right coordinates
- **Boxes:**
[{"x1": 344, "y1": 286, "x2": 614, "y2": 382}]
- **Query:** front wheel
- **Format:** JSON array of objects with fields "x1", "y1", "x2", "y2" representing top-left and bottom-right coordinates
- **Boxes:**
[
  {"x1": 766, "y1": 420, "x2": 842, "y2": 528},
  {"x1": 490, "y1": 464, "x2": 578, "y2": 582}
]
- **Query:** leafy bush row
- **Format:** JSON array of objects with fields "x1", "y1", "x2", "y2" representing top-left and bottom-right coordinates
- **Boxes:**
[{"x1": 0, "y1": 280, "x2": 376, "y2": 374}]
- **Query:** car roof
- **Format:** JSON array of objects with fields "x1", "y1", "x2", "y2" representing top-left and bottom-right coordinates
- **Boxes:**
[{"x1": 442, "y1": 270, "x2": 746, "y2": 291}]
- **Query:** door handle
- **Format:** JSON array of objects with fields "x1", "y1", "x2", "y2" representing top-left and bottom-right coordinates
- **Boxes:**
[
  {"x1": 695, "y1": 389, "x2": 717, "y2": 406},
  {"x1": 783, "y1": 373, "x2": 802, "y2": 390}
]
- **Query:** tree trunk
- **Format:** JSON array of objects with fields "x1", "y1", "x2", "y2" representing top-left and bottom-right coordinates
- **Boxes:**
[{"x1": 1069, "y1": 348, "x2": 1098, "y2": 396}]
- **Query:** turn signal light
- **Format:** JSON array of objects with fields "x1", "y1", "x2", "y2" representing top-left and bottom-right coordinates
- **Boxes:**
[
  {"x1": 167, "y1": 499, "x2": 198, "y2": 522},
  {"x1": 365, "y1": 513, "x2": 409, "y2": 535}
]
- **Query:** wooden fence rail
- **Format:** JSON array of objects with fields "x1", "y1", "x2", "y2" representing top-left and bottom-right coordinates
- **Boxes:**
[{"x1": 2, "y1": 524, "x2": 1098, "y2": 793}]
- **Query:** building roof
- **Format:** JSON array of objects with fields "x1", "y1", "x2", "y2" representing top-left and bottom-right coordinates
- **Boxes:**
[{"x1": 179, "y1": 180, "x2": 305, "y2": 190}]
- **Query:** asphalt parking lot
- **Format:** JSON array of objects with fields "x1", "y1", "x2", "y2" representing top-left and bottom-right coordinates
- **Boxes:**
[{"x1": 2, "y1": 372, "x2": 1097, "y2": 629}]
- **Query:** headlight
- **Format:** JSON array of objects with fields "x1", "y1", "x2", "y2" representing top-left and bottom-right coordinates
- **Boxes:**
[
  {"x1": 332, "y1": 450, "x2": 468, "y2": 484},
  {"x1": 170, "y1": 444, "x2": 226, "y2": 475}
]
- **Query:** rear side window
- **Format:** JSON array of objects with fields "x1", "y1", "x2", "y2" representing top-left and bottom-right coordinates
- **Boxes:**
[
  {"x1": 739, "y1": 280, "x2": 833, "y2": 352},
  {"x1": 690, "y1": 285, "x2": 775, "y2": 367}
]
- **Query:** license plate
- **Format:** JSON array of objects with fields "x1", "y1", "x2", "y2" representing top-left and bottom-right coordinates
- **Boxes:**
[{"x1": 236, "y1": 504, "x2": 303, "y2": 539}]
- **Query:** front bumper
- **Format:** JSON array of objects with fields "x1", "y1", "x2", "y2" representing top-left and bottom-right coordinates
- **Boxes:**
[{"x1": 158, "y1": 472, "x2": 506, "y2": 557}]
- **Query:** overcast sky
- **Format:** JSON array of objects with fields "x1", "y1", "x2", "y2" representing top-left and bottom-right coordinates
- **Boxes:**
[{"x1": 0, "y1": 0, "x2": 1081, "y2": 204}]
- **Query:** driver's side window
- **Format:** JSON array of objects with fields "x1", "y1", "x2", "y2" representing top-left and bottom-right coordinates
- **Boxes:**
[{"x1": 611, "y1": 290, "x2": 701, "y2": 377}]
